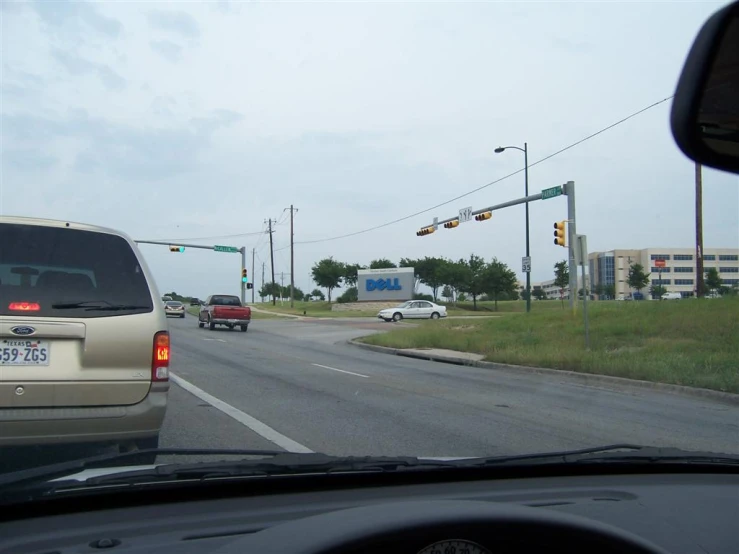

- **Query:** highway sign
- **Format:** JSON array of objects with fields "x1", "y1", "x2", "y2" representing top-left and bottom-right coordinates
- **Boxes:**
[
  {"x1": 541, "y1": 186, "x2": 563, "y2": 200},
  {"x1": 459, "y1": 206, "x2": 473, "y2": 223},
  {"x1": 522, "y1": 256, "x2": 531, "y2": 273},
  {"x1": 214, "y1": 245, "x2": 239, "y2": 253}
]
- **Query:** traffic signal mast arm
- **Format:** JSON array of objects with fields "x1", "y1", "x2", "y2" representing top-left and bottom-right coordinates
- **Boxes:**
[{"x1": 419, "y1": 190, "x2": 548, "y2": 231}]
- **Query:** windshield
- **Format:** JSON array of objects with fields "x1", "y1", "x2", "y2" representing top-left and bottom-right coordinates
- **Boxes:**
[{"x1": 1, "y1": 1, "x2": 738, "y2": 495}]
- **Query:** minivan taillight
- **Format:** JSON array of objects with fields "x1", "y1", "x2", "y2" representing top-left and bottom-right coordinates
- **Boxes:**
[{"x1": 152, "y1": 331, "x2": 170, "y2": 381}]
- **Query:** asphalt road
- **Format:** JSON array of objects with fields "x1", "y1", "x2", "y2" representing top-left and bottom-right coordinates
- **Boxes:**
[{"x1": 161, "y1": 314, "x2": 739, "y2": 458}]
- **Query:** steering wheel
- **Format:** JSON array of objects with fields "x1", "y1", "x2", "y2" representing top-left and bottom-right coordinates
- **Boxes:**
[{"x1": 222, "y1": 500, "x2": 669, "y2": 554}]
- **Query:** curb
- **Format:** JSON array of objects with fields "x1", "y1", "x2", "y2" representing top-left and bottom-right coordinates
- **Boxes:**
[{"x1": 349, "y1": 341, "x2": 739, "y2": 407}]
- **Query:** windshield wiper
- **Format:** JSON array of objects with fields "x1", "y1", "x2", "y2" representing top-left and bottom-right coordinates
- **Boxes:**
[
  {"x1": 465, "y1": 444, "x2": 739, "y2": 468},
  {"x1": 0, "y1": 448, "x2": 284, "y2": 490},
  {"x1": 52, "y1": 300, "x2": 150, "y2": 311}
]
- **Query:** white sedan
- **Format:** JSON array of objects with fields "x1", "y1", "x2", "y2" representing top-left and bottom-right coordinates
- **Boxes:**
[{"x1": 378, "y1": 301, "x2": 447, "y2": 322}]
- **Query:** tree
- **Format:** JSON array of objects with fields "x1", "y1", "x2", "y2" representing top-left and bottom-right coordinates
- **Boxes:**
[
  {"x1": 259, "y1": 282, "x2": 281, "y2": 299},
  {"x1": 484, "y1": 258, "x2": 518, "y2": 311},
  {"x1": 439, "y1": 259, "x2": 467, "y2": 304},
  {"x1": 281, "y1": 285, "x2": 305, "y2": 301},
  {"x1": 593, "y1": 283, "x2": 604, "y2": 297},
  {"x1": 369, "y1": 258, "x2": 397, "y2": 269},
  {"x1": 603, "y1": 284, "x2": 616, "y2": 299},
  {"x1": 337, "y1": 287, "x2": 359, "y2": 303},
  {"x1": 650, "y1": 284, "x2": 667, "y2": 299},
  {"x1": 627, "y1": 263, "x2": 650, "y2": 297},
  {"x1": 553, "y1": 261, "x2": 569, "y2": 307},
  {"x1": 705, "y1": 267, "x2": 723, "y2": 293},
  {"x1": 441, "y1": 285, "x2": 453, "y2": 303},
  {"x1": 311, "y1": 257, "x2": 345, "y2": 303},
  {"x1": 416, "y1": 257, "x2": 448, "y2": 301},
  {"x1": 343, "y1": 263, "x2": 365, "y2": 287},
  {"x1": 310, "y1": 288, "x2": 325, "y2": 301},
  {"x1": 458, "y1": 254, "x2": 487, "y2": 310},
  {"x1": 532, "y1": 288, "x2": 547, "y2": 300},
  {"x1": 292, "y1": 287, "x2": 305, "y2": 301}
]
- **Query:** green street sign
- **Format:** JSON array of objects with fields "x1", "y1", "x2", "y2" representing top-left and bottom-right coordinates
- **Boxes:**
[
  {"x1": 541, "y1": 186, "x2": 563, "y2": 200},
  {"x1": 214, "y1": 245, "x2": 239, "y2": 253}
]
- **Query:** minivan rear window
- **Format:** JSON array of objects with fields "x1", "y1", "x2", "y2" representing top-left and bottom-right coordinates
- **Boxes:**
[{"x1": 0, "y1": 223, "x2": 154, "y2": 318}]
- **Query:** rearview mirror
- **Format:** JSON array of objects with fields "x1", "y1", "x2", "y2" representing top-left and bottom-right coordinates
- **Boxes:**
[{"x1": 671, "y1": 1, "x2": 739, "y2": 174}]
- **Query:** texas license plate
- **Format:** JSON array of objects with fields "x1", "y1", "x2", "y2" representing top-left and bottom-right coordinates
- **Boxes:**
[{"x1": 0, "y1": 339, "x2": 50, "y2": 365}]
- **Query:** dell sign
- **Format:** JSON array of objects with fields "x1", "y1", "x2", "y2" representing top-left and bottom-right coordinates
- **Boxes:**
[{"x1": 357, "y1": 267, "x2": 414, "y2": 302}]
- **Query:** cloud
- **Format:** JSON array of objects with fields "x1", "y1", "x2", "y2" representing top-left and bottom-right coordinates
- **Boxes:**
[
  {"x1": 52, "y1": 50, "x2": 126, "y2": 91},
  {"x1": 1, "y1": 108, "x2": 243, "y2": 182},
  {"x1": 31, "y1": 0, "x2": 122, "y2": 38},
  {"x1": 149, "y1": 40, "x2": 184, "y2": 63},
  {"x1": 2, "y1": 149, "x2": 57, "y2": 171},
  {"x1": 148, "y1": 10, "x2": 200, "y2": 39}
]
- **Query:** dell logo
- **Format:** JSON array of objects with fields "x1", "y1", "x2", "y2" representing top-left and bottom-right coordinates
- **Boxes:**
[
  {"x1": 366, "y1": 278, "x2": 402, "y2": 292},
  {"x1": 10, "y1": 326, "x2": 36, "y2": 336}
]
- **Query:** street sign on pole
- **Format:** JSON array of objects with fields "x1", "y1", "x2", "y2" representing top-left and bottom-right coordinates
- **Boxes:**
[
  {"x1": 459, "y1": 206, "x2": 473, "y2": 223},
  {"x1": 655, "y1": 259, "x2": 666, "y2": 268},
  {"x1": 214, "y1": 245, "x2": 239, "y2": 253},
  {"x1": 522, "y1": 256, "x2": 531, "y2": 273},
  {"x1": 541, "y1": 186, "x2": 563, "y2": 200}
]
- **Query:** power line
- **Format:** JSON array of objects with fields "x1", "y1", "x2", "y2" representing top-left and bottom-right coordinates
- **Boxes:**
[
  {"x1": 288, "y1": 95, "x2": 675, "y2": 246},
  {"x1": 152, "y1": 230, "x2": 266, "y2": 242}
]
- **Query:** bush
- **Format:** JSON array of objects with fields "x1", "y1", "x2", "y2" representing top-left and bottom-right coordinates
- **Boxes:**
[{"x1": 337, "y1": 287, "x2": 359, "y2": 303}]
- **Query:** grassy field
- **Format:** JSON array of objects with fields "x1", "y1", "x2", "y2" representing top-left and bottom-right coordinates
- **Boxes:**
[
  {"x1": 254, "y1": 300, "x2": 518, "y2": 318},
  {"x1": 360, "y1": 297, "x2": 739, "y2": 393}
]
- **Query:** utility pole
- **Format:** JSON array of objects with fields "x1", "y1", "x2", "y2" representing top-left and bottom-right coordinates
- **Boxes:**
[
  {"x1": 565, "y1": 181, "x2": 577, "y2": 311},
  {"x1": 251, "y1": 248, "x2": 255, "y2": 304},
  {"x1": 695, "y1": 163, "x2": 705, "y2": 298},
  {"x1": 266, "y1": 218, "x2": 276, "y2": 305},
  {"x1": 261, "y1": 262, "x2": 265, "y2": 303},
  {"x1": 289, "y1": 204, "x2": 296, "y2": 308},
  {"x1": 280, "y1": 272, "x2": 285, "y2": 305}
]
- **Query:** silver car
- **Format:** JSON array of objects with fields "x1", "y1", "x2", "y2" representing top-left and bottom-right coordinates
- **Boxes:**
[
  {"x1": 164, "y1": 300, "x2": 186, "y2": 318},
  {"x1": 378, "y1": 300, "x2": 448, "y2": 322},
  {"x1": 0, "y1": 216, "x2": 169, "y2": 452}
]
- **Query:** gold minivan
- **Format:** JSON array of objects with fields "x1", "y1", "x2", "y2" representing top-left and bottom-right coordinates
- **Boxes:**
[{"x1": 0, "y1": 216, "x2": 169, "y2": 452}]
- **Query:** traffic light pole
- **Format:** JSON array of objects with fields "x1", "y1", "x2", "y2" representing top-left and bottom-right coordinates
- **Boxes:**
[
  {"x1": 240, "y1": 247, "x2": 246, "y2": 305},
  {"x1": 564, "y1": 181, "x2": 577, "y2": 312}
]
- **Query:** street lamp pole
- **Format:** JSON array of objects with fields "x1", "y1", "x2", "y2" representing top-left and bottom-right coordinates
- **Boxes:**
[{"x1": 495, "y1": 143, "x2": 531, "y2": 313}]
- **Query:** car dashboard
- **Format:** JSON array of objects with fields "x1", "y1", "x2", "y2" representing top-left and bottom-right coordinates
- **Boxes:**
[{"x1": 0, "y1": 471, "x2": 736, "y2": 554}]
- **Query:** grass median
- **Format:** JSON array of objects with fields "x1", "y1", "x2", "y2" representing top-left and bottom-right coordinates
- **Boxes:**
[
  {"x1": 360, "y1": 297, "x2": 739, "y2": 393},
  {"x1": 253, "y1": 300, "x2": 519, "y2": 318},
  {"x1": 185, "y1": 305, "x2": 283, "y2": 319}
]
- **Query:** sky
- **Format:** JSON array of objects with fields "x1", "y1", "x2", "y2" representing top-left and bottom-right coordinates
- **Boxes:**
[{"x1": 2, "y1": 0, "x2": 738, "y2": 301}]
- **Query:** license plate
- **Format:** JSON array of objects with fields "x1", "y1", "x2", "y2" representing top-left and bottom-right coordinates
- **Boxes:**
[{"x1": 1, "y1": 339, "x2": 50, "y2": 366}]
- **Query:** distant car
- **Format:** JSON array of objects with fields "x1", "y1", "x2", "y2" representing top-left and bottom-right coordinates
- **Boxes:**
[
  {"x1": 162, "y1": 295, "x2": 173, "y2": 302},
  {"x1": 661, "y1": 292, "x2": 682, "y2": 300},
  {"x1": 164, "y1": 300, "x2": 186, "y2": 317},
  {"x1": 190, "y1": 298, "x2": 200, "y2": 306},
  {"x1": 378, "y1": 300, "x2": 447, "y2": 322},
  {"x1": 198, "y1": 295, "x2": 251, "y2": 331},
  {"x1": 0, "y1": 215, "x2": 169, "y2": 454}
]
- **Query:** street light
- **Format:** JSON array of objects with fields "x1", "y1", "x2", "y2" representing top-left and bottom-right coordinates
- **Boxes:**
[{"x1": 495, "y1": 142, "x2": 531, "y2": 313}]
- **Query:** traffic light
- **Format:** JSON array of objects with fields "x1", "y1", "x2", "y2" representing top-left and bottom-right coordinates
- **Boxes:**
[
  {"x1": 241, "y1": 269, "x2": 248, "y2": 283},
  {"x1": 553, "y1": 221, "x2": 566, "y2": 247},
  {"x1": 443, "y1": 220, "x2": 460, "y2": 229},
  {"x1": 416, "y1": 227, "x2": 435, "y2": 237},
  {"x1": 475, "y1": 212, "x2": 492, "y2": 221},
  {"x1": 169, "y1": 245, "x2": 185, "y2": 253}
]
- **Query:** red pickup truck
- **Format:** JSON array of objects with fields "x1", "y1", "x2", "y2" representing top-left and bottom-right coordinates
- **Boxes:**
[{"x1": 198, "y1": 295, "x2": 251, "y2": 332}]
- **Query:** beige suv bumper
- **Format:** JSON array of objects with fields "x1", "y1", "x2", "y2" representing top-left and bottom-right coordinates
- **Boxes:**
[{"x1": 0, "y1": 382, "x2": 168, "y2": 447}]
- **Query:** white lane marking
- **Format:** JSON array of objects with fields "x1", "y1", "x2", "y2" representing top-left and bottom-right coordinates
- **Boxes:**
[
  {"x1": 170, "y1": 372, "x2": 313, "y2": 454},
  {"x1": 311, "y1": 363, "x2": 369, "y2": 379},
  {"x1": 202, "y1": 338, "x2": 227, "y2": 343}
]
